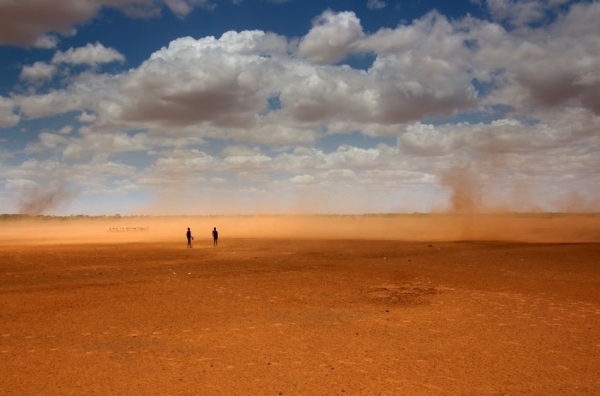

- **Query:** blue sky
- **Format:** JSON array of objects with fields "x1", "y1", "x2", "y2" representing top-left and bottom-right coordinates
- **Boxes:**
[{"x1": 0, "y1": 0, "x2": 599, "y2": 215}]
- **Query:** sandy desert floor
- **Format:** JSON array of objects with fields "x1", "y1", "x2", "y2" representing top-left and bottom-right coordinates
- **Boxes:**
[{"x1": 1, "y1": 215, "x2": 599, "y2": 395}]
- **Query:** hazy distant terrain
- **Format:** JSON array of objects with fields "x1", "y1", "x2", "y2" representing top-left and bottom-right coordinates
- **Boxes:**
[{"x1": 1, "y1": 213, "x2": 599, "y2": 246}]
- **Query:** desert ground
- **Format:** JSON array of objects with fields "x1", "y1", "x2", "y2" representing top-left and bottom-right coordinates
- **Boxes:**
[{"x1": 1, "y1": 214, "x2": 599, "y2": 395}]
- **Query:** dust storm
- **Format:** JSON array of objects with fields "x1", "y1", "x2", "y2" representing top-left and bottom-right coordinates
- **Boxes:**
[{"x1": 1, "y1": 213, "x2": 599, "y2": 245}]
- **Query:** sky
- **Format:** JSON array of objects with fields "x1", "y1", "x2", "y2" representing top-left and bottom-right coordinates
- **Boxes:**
[{"x1": 0, "y1": 0, "x2": 599, "y2": 216}]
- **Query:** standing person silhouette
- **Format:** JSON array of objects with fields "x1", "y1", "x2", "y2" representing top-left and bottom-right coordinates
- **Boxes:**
[
  {"x1": 186, "y1": 227, "x2": 193, "y2": 248},
  {"x1": 212, "y1": 227, "x2": 218, "y2": 246}
]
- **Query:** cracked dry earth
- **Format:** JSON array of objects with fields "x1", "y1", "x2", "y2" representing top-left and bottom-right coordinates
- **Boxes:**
[{"x1": 1, "y1": 239, "x2": 599, "y2": 395}]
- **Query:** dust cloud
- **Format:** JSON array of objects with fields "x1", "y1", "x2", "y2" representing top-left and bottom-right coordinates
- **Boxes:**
[
  {"x1": 440, "y1": 166, "x2": 483, "y2": 213},
  {"x1": 553, "y1": 191, "x2": 600, "y2": 213},
  {"x1": 1, "y1": 214, "x2": 598, "y2": 246},
  {"x1": 18, "y1": 184, "x2": 77, "y2": 216},
  {"x1": 4, "y1": 165, "x2": 598, "y2": 245}
]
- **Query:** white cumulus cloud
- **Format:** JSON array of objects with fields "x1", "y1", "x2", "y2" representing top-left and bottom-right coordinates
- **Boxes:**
[{"x1": 52, "y1": 42, "x2": 125, "y2": 66}]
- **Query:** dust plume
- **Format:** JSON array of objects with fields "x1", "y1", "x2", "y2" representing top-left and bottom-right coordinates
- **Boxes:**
[
  {"x1": 553, "y1": 191, "x2": 600, "y2": 213},
  {"x1": 18, "y1": 184, "x2": 78, "y2": 216},
  {"x1": 437, "y1": 165, "x2": 546, "y2": 241},
  {"x1": 440, "y1": 166, "x2": 483, "y2": 213}
]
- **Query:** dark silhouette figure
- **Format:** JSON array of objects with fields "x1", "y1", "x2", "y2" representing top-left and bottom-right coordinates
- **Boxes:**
[
  {"x1": 186, "y1": 227, "x2": 193, "y2": 248},
  {"x1": 212, "y1": 227, "x2": 219, "y2": 246}
]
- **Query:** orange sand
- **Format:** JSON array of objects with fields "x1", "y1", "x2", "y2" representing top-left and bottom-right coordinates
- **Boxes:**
[{"x1": 1, "y1": 215, "x2": 599, "y2": 395}]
